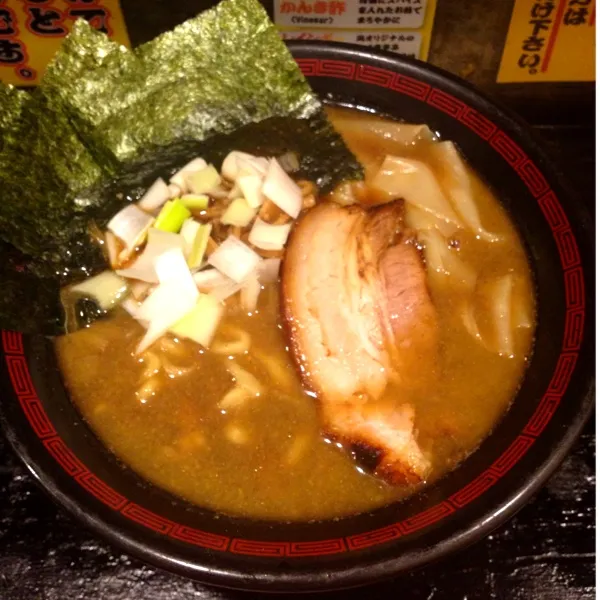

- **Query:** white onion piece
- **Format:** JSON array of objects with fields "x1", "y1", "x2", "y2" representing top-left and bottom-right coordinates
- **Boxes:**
[
  {"x1": 209, "y1": 187, "x2": 231, "y2": 200},
  {"x1": 138, "y1": 178, "x2": 170, "y2": 212},
  {"x1": 136, "y1": 286, "x2": 197, "y2": 353},
  {"x1": 209, "y1": 281, "x2": 245, "y2": 302},
  {"x1": 227, "y1": 182, "x2": 242, "y2": 200},
  {"x1": 371, "y1": 156, "x2": 462, "y2": 227},
  {"x1": 190, "y1": 261, "x2": 209, "y2": 274},
  {"x1": 238, "y1": 173, "x2": 265, "y2": 208},
  {"x1": 71, "y1": 271, "x2": 128, "y2": 310},
  {"x1": 180, "y1": 218, "x2": 204, "y2": 265},
  {"x1": 222, "y1": 151, "x2": 253, "y2": 181},
  {"x1": 431, "y1": 142, "x2": 498, "y2": 242},
  {"x1": 169, "y1": 158, "x2": 207, "y2": 191},
  {"x1": 107, "y1": 204, "x2": 155, "y2": 253},
  {"x1": 122, "y1": 298, "x2": 147, "y2": 324},
  {"x1": 208, "y1": 236, "x2": 261, "y2": 283},
  {"x1": 193, "y1": 268, "x2": 233, "y2": 290},
  {"x1": 117, "y1": 229, "x2": 183, "y2": 283},
  {"x1": 248, "y1": 217, "x2": 291, "y2": 250},
  {"x1": 277, "y1": 151, "x2": 300, "y2": 173},
  {"x1": 237, "y1": 155, "x2": 269, "y2": 177},
  {"x1": 257, "y1": 258, "x2": 281, "y2": 284},
  {"x1": 186, "y1": 164, "x2": 221, "y2": 195},
  {"x1": 180, "y1": 218, "x2": 199, "y2": 247},
  {"x1": 154, "y1": 247, "x2": 196, "y2": 287},
  {"x1": 135, "y1": 249, "x2": 199, "y2": 354},
  {"x1": 241, "y1": 275, "x2": 261, "y2": 312},
  {"x1": 221, "y1": 197, "x2": 258, "y2": 227},
  {"x1": 130, "y1": 280, "x2": 152, "y2": 301},
  {"x1": 221, "y1": 151, "x2": 268, "y2": 181},
  {"x1": 167, "y1": 183, "x2": 182, "y2": 199},
  {"x1": 262, "y1": 158, "x2": 302, "y2": 218}
]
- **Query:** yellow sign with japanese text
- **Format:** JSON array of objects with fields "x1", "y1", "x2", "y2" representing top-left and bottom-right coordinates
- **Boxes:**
[
  {"x1": 275, "y1": 0, "x2": 438, "y2": 61},
  {"x1": 497, "y1": 0, "x2": 595, "y2": 82},
  {"x1": 0, "y1": 0, "x2": 130, "y2": 86}
]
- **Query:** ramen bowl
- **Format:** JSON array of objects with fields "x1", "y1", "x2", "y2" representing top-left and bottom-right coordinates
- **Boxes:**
[{"x1": 0, "y1": 43, "x2": 593, "y2": 592}]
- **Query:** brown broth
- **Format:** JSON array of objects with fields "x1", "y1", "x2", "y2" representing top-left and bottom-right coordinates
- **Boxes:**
[{"x1": 55, "y1": 108, "x2": 535, "y2": 521}]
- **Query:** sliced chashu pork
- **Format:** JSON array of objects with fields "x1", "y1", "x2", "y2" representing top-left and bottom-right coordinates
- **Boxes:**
[{"x1": 281, "y1": 200, "x2": 437, "y2": 484}]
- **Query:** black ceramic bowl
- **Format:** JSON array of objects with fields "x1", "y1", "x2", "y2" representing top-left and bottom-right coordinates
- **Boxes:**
[{"x1": 0, "y1": 43, "x2": 594, "y2": 592}]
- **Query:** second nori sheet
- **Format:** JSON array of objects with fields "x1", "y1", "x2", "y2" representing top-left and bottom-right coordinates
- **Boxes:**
[{"x1": 0, "y1": 0, "x2": 363, "y2": 334}]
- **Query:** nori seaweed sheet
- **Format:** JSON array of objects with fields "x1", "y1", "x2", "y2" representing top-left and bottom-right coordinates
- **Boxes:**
[{"x1": 0, "y1": 0, "x2": 363, "y2": 334}]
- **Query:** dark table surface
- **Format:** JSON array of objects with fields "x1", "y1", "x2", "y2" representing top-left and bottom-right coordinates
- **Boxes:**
[{"x1": 0, "y1": 120, "x2": 596, "y2": 599}]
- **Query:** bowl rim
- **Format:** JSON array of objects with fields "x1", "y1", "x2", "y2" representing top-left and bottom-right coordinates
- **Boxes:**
[{"x1": 0, "y1": 41, "x2": 594, "y2": 592}]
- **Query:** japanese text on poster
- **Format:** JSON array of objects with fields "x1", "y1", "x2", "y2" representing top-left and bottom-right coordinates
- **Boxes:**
[
  {"x1": 497, "y1": 0, "x2": 595, "y2": 82},
  {"x1": 0, "y1": 0, "x2": 129, "y2": 86},
  {"x1": 274, "y1": 0, "x2": 437, "y2": 61}
]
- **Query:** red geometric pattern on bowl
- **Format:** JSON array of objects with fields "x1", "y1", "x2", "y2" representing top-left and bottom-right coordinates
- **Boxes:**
[
  {"x1": 169, "y1": 525, "x2": 229, "y2": 551},
  {"x1": 346, "y1": 524, "x2": 404, "y2": 550},
  {"x1": 75, "y1": 472, "x2": 128, "y2": 511},
  {"x1": 230, "y1": 539, "x2": 289, "y2": 557},
  {"x1": 517, "y1": 160, "x2": 550, "y2": 197},
  {"x1": 288, "y1": 539, "x2": 348, "y2": 556},
  {"x1": 401, "y1": 502, "x2": 455, "y2": 534},
  {"x1": 490, "y1": 131, "x2": 528, "y2": 168},
  {"x1": 427, "y1": 88, "x2": 467, "y2": 118},
  {"x1": 0, "y1": 58, "x2": 585, "y2": 558},
  {"x1": 489, "y1": 436, "x2": 536, "y2": 476}
]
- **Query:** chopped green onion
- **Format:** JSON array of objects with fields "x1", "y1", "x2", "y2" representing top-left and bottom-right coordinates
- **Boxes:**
[
  {"x1": 180, "y1": 219, "x2": 200, "y2": 251},
  {"x1": 180, "y1": 194, "x2": 210, "y2": 210},
  {"x1": 154, "y1": 199, "x2": 191, "y2": 233},
  {"x1": 185, "y1": 164, "x2": 221, "y2": 195},
  {"x1": 221, "y1": 197, "x2": 258, "y2": 227},
  {"x1": 181, "y1": 219, "x2": 212, "y2": 269},
  {"x1": 170, "y1": 293, "x2": 224, "y2": 348},
  {"x1": 190, "y1": 224, "x2": 211, "y2": 270}
]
